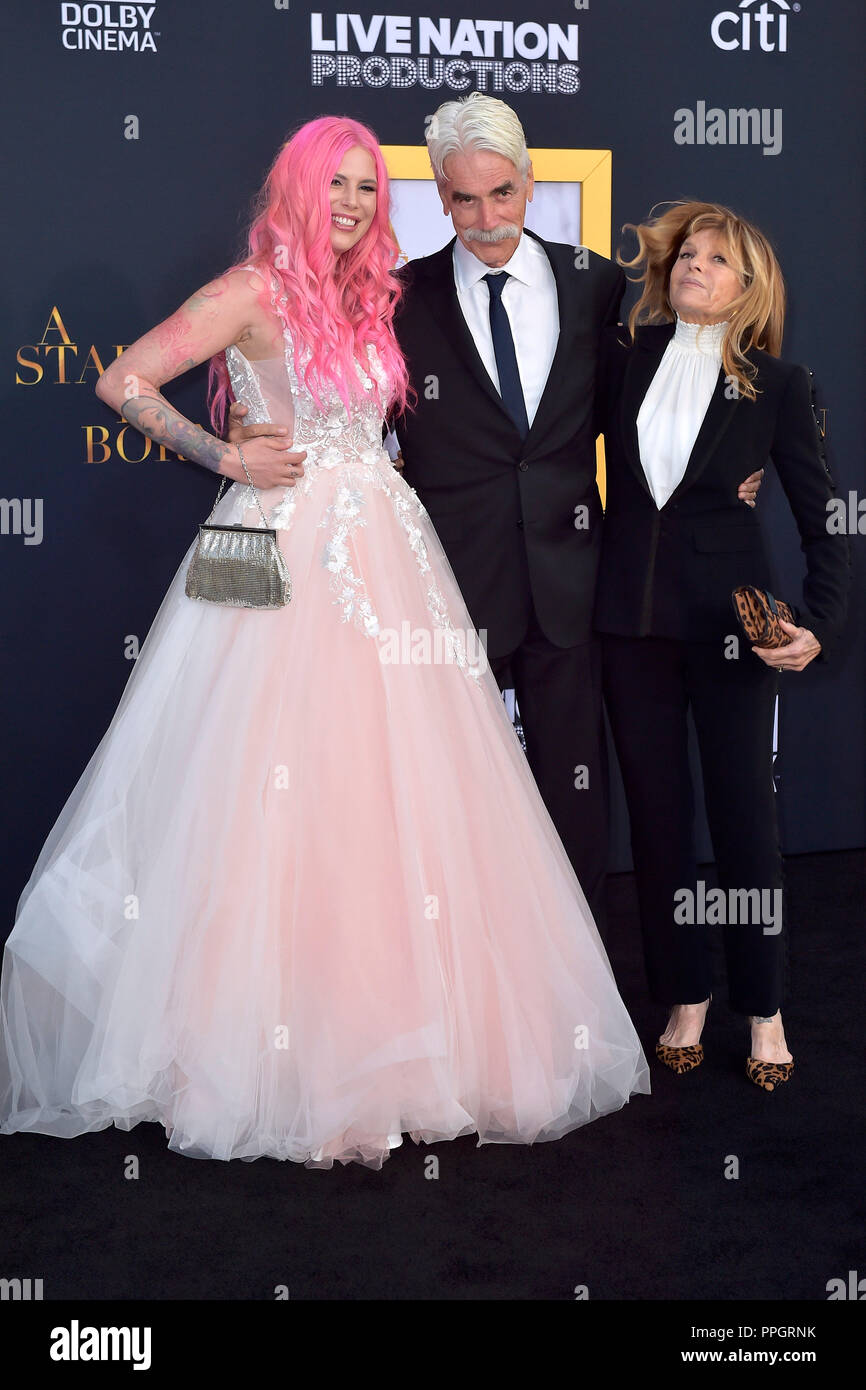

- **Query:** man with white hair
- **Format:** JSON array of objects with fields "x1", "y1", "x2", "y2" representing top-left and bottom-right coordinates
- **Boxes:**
[{"x1": 391, "y1": 93, "x2": 623, "y2": 928}]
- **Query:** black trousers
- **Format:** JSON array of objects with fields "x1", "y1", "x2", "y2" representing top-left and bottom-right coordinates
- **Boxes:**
[
  {"x1": 601, "y1": 634, "x2": 786, "y2": 1016},
  {"x1": 490, "y1": 607, "x2": 608, "y2": 931}
]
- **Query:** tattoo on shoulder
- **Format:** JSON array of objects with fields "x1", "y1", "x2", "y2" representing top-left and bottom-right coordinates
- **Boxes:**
[{"x1": 186, "y1": 280, "x2": 227, "y2": 313}]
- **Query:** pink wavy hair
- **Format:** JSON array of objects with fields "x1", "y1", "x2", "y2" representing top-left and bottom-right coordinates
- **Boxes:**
[{"x1": 208, "y1": 116, "x2": 409, "y2": 430}]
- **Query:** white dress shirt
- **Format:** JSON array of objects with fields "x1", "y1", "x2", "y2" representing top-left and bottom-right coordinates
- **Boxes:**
[
  {"x1": 636, "y1": 316, "x2": 727, "y2": 509},
  {"x1": 452, "y1": 232, "x2": 560, "y2": 427}
]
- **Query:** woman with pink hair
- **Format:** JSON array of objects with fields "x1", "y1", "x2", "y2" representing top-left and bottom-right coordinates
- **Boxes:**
[{"x1": 0, "y1": 118, "x2": 648, "y2": 1169}]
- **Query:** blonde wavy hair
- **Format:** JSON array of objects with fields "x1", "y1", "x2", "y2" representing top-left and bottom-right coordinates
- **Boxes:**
[{"x1": 617, "y1": 201, "x2": 786, "y2": 401}]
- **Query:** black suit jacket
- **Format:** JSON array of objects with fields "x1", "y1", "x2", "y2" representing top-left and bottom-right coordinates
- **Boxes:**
[
  {"x1": 594, "y1": 322, "x2": 850, "y2": 660},
  {"x1": 392, "y1": 231, "x2": 624, "y2": 659}
]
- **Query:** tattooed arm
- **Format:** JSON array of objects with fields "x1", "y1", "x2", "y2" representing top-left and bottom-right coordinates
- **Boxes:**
[{"x1": 95, "y1": 270, "x2": 297, "y2": 488}]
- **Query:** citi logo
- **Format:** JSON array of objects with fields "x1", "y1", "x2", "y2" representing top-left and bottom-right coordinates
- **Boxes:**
[{"x1": 711, "y1": 0, "x2": 798, "y2": 53}]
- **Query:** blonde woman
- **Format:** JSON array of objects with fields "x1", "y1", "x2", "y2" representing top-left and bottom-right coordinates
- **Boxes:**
[{"x1": 595, "y1": 202, "x2": 849, "y2": 1090}]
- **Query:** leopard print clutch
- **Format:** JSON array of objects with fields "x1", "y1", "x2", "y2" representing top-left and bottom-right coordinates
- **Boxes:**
[{"x1": 732, "y1": 586, "x2": 795, "y2": 649}]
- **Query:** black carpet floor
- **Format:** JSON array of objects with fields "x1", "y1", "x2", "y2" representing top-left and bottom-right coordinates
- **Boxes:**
[{"x1": 2, "y1": 850, "x2": 863, "y2": 1303}]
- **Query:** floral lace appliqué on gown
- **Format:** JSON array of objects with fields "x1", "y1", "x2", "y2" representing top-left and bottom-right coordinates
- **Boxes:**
[{"x1": 224, "y1": 288, "x2": 482, "y2": 678}]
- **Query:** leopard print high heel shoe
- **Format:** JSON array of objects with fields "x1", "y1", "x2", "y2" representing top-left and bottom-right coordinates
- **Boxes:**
[
  {"x1": 746, "y1": 1013, "x2": 794, "y2": 1090},
  {"x1": 655, "y1": 1041, "x2": 704, "y2": 1073},
  {"x1": 655, "y1": 996, "x2": 711, "y2": 1074},
  {"x1": 746, "y1": 1057, "x2": 794, "y2": 1091}
]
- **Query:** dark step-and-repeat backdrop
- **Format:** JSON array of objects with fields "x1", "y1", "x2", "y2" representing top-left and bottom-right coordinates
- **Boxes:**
[{"x1": 1, "y1": 1, "x2": 863, "y2": 914}]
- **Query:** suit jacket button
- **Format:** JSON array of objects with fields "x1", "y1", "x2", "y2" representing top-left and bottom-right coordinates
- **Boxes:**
[
  {"x1": 518, "y1": 461, "x2": 529, "y2": 471},
  {"x1": 516, "y1": 518, "x2": 524, "y2": 528}
]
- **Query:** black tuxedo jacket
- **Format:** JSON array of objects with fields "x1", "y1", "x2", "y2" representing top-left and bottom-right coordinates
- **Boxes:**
[
  {"x1": 594, "y1": 322, "x2": 850, "y2": 660},
  {"x1": 391, "y1": 230, "x2": 624, "y2": 659}
]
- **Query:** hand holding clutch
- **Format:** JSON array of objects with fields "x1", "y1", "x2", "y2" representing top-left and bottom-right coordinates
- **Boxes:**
[
  {"x1": 732, "y1": 587, "x2": 823, "y2": 671},
  {"x1": 732, "y1": 586, "x2": 794, "y2": 649}
]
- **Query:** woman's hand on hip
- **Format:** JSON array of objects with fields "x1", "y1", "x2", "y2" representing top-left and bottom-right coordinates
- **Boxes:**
[
  {"x1": 223, "y1": 436, "x2": 307, "y2": 490},
  {"x1": 226, "y1": 402, "x2": 306, "y2": 486}
]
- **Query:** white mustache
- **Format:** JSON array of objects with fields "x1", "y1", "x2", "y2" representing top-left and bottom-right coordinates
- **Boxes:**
[{"x1": 464, "y1": 224, "x2": 521, "y2": 244}]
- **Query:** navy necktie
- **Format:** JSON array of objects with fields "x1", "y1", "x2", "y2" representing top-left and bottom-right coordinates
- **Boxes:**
[{"x1": 483, "y1": 272, "x2": 529, "y2": 439}]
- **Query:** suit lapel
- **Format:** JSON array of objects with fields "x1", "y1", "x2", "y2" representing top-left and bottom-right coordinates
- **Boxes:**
[
  {"x1": 412, "y1": 231, "x2": 573, "y2": 442},
  {"x1": 412, "y1": 239, "x2": 515, "y2": 422},
  {"x1": 667, "y1": 364, "x2": 740, "y2": 502},
  {"x1": 621, "y1": 323, "x2": 742, "y2": 505},
  {"x1": 521, "y1": 233, "x2": 573, "y2": 452},
  {"x1": 620, "y1": 324, "x2": 673, "y2": 500}
]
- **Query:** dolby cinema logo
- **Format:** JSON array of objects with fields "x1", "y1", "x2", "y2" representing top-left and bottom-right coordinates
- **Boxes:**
[
  {"x1": 59, "y1": 3, "x2": 160, "y2": 52},
  {"x1": 711, "y1": 0, "x2": 798, "y2": 53}
]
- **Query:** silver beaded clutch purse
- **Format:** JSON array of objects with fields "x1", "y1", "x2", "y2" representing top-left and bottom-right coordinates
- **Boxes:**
[{"x1": 185, "y1": 447, "x2": 292, "y2": 610}]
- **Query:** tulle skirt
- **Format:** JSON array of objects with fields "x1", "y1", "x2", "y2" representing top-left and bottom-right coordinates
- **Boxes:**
[{"x1": 0, "y1": 463, "x2": 649, "y2": 1167}]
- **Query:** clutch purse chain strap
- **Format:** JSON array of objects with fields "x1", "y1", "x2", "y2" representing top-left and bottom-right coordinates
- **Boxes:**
[{"x1": 206, "y1": 444, "x2": 269, "y2": 528}]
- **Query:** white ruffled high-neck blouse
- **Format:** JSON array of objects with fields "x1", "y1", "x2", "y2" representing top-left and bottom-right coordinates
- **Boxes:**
[{"x1": 636, "y1": 316, "x2": 728, "y2": 509}]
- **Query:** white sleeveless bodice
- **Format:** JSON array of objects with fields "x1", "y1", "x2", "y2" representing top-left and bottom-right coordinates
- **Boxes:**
[{"x1": 218, "y1": 287, "x2": 481, "y2": 679}]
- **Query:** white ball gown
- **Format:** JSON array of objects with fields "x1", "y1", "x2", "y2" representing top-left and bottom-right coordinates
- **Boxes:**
[{"x1": 0, "y1": 300, "x2": 650, "y2": 1168}]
